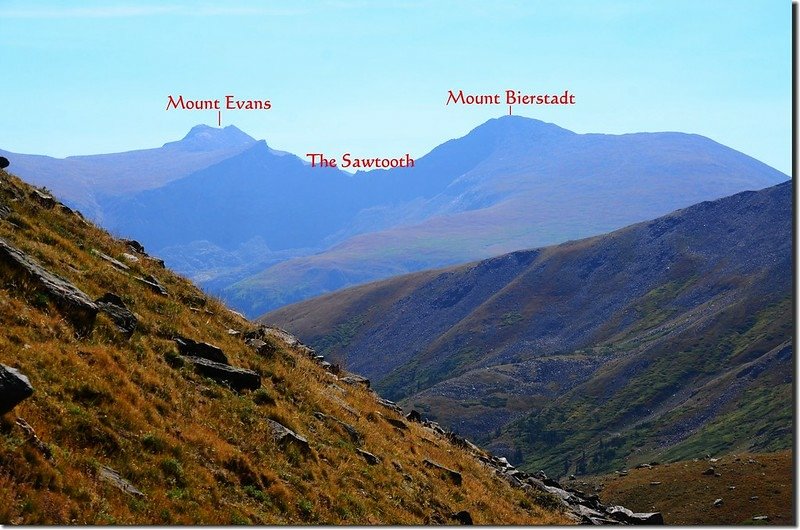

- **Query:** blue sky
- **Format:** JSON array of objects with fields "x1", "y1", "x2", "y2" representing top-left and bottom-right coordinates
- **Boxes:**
[{"x1": 0, "y1": 0, "x2": 791, "y2": 174}]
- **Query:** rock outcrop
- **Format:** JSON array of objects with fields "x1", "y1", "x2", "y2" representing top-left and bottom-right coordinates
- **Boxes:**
[
  {"x1": 182, "y1": 356, "x2": 260, "y2": 391},
  {"x1": 174, "y1": 336, "x2": 228, "y2": 364},
  {"x1": 95, "y1": 293, "x2": 137, "y2": 335},
  {"x1": 0, "y1": 238, "x2": 97, "y2": 334},
  {"x1": 99, "y1": 465, "x2": 145, "y2": 498},
  {"x1": 423, "y1": 459, "x2": 463, "y2": 486},
  {"x1": 0, "y1": 364, "x2": 34, "y2": 415},
  {"x1": 267, "y1": 419, "x2": 310, "y2": 453}
]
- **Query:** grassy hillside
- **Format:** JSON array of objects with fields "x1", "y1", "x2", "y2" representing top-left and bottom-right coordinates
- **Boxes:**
[
  {"x1": 568, "y1": 450, "x2": 793, "y2": 525},
  {"x1": 0, "y1": 169, "x2": 570, "y2": 525},
  {"x1": 265, "y1": 182, "x2": 792, "y2": 477}
]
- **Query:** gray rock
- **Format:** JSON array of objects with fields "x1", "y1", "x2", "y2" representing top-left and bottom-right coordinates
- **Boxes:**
[
  {"x1": 574, "y1": 504, "x2": 617, "y2": 525},
  {"x1": 95, "y1": 293, "x2": 137, "y2": 334},
  {"x1": 314, "y1": 411, "x2": 362, "y2": 445},
  {"x1": 245, "y1": 337, "x2": 277, "y2": 357},
  {"x1": 31, "y1": 189, "x2": 55, "y2": 208},
  {"x1": 631, "y1": 512, "x2": 664, "y2": 524},
  {"x1": 0, "y1": 237, "x2": 98, "y2": 334},
  {"x1": 606, "y1": 505, "x2": 635, "y2": 523},
  {"x1": 267, "y1": 419, "x2": 310, "y2": 453},
  {"x1": 175, "y1": 336, "x2": 228, "y2": 364},
  {"x1": 99, "y1": 465, "x2": 145, "y2": 498},
  {"x1": 91, "y1": 249, "x2": 131, "y2": 272},
  {"x1": 340, "y1": 374, "x2": 370, "y2": 388},
  {"x1": 376, "y1": 397, "x2": 403, "y2": 414},
  {"x1": 15, "y1": 418, "x2": 52, "y2": 461},
  {"x1": 385, "y1": 416, "x2": 408, "y2": 430},
  {"x1": 121, "y1": 239, "x2": 146, "y2": 255},
  {"x1": 753, "y1": 516, "x2": 769, "y2": 521},
  {"x1": 135, "y1": 274, "x2": 168, "y2": 296},
  {"x1": 0, "y1": 365, "x2": 33, "y2": 414},
  {"x1": 356, "y1": 448, "x2": 380, "y2": 465},
  {"x1": 713, "y1": 498, "x2": 723, "y2": 507},
  {"x1": 702, "y1": 467, "x2": 716, "y2": 476},
  {"x1": 406, "y1": 410, "x2": 422, "y2": 422},
  {"x1": 182, "y1": 356, "x2": 260, "y2": 391},
  {"x1": 423, "y1": 458, "x2": 462, "y2": 486},
  {"x1": 0, "y1": 156, "x2": 8, "y2": 169}
]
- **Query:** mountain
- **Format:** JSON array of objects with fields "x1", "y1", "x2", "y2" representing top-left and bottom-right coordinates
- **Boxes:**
[
  {"x1": 2, "y1": 118, "x2": 788, "y2": 317},
  {"x1": 228, "y1": 117, "x2": 787, "y2": 315},
  {"x1": 0, "y1": 125, "x2": 257, "y2": 220},
  {"x1": 0, "y1": 167, "x2": 595, "y2": 524},
  {"x1": 263, "y1": 181, "x2": 792, "y2": 477}
]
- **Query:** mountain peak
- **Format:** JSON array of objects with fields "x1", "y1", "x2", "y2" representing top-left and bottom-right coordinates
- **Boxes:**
[
  {"x1": 470, "y1": 115, "x2": 575, "y2": 139},
  {"x1": 163, "y1": 124, "x2": 257, "y2": 151}
]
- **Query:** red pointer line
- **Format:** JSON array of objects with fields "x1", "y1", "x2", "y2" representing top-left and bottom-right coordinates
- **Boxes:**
[{"x1": 508, "y1": 105, "x2": 512, "y2": 115}]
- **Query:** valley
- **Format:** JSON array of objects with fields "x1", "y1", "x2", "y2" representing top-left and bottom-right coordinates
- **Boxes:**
[{"x1": 265, "y1": 181, "x2": 792, "y2": 478}]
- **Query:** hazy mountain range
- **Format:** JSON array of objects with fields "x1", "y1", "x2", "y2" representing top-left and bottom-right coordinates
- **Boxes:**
[
  {"x1": 1, "y1": 117, "x2": 788, "y2": 317},
  {"x1": 264, "y1": 181, "x2": 792, "y2": 476}
]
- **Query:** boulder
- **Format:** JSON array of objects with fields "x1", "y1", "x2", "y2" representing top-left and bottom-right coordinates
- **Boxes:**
[
  {"x1": 245, "y1": 337, "x2": 277, "y2": 357},
  {"x1": 702, "y1": 467, "x2": 716, "y2": 476},
  {"x1": 574, "y1": 504, "x2": 616, "y2": 525},
  {"x1": 266, "y1": 419, "x2": 310, "y2": 453},
  {"x1": 182, "y1": 356, "x2": 260, "y2": 391},
  {"x1": 340, "y1": 374, "x2": 370, "y2": 388},
  {"x1": 356, "y1": 448, "x2": 380, "y2": 465},
  {"x1": 450, "y1": 511, "x2": 473, "y2": 525},
  {"x1": 606, "y1": 505, "x2": 664, "y2": 524},
  {"x1": 135, "y1": 274, "x2": 168, "y2": 296},
  {"x1": 31, "y1": 189, "x2": 56, "y2": 208},
  {"x1": 95, "y1": 293, "x2": 137, "y2": 334},
  {"x1": 385, "y1": 417, "x2": 408, "y2": 430},
  {"x1": 0, "y1": 156, "x2": 9, "y2": 169},
  {"x1": 0, "y1": 237, "x2": 97, "y2": 334},
  {"x1": 91, "y1": 249, "x2": 130, "y2": 272},
  {"x1": 376, "y1": 397, "x2": 403, "y2": 414},
  {"x1": 99, "y1": 465, "x2": 145, "y2": 498},
  {"x1": 630, "y1": 512, "x2": 664, "y2": 524},
  {"x1": 121, "y1": 239, "x2": 146, "y2": 255},
  {"x1": 423, "y1": 459, "x2": 462, "y2": 486},
  {"x1": 0, "y1": 364, "x2": 33, "y2": 415},
  {"x1": 406, "y1": 410, "x2": 422, "y2": 422},
  {"x1": 174, "y1": 336, "x2": 228, "y2": 364},
  {"x1": 314, "y1": 412, "x2": 362, "y2": 445}
]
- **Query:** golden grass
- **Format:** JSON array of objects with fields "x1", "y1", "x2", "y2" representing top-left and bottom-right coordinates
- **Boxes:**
[
  {"x1": 0, "y1": 171, "x2": 571, "y2": 524},
  {"x1": 568, "y1": 450, "x2": 793, "y2": 525}
]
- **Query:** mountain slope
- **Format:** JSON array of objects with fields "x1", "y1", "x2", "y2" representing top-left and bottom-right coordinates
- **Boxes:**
[
  {"x1": 6, "y1": 118, "x2": 785, "y2": 317},
  {"x1": 264, "y1": 181, "x2": 792, "y2": 476},
  {"x1": 231, "y1": 117, "x2": 787, "y2": 315},
  {"x1": 0, "y1": 125, "x2": 256, "y2": 220},
  {"x1": 0, "y1": 169, "x2": 575, "y2": 524}
]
